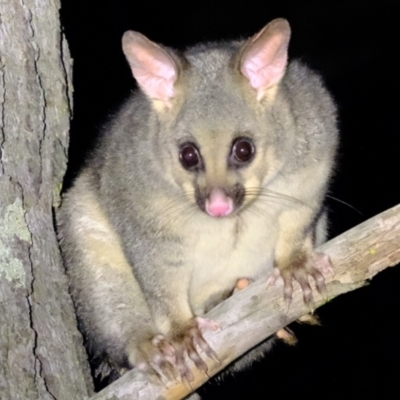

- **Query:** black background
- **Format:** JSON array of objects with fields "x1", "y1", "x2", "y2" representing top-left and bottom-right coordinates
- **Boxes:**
[{"x1": 61, "y1": 1, "x2": 400, "y2": 398}]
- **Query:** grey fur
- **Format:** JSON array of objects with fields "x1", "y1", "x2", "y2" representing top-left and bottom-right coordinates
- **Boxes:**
[{"x1": 57, "y1": 18, "x2": 338, "y2": 394}]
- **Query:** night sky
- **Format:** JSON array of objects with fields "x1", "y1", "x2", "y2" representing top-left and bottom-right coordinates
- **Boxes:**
[{"x1": 61, "y1": 1, "x2": 400, "y2": 398}]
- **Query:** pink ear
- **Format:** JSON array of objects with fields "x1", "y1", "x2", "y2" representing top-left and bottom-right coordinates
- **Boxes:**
[
  {"x1": 122, "y1": 31, "x2": 177, "y2": 104},
  {"x1": 240, "y1": 19, "x2": 291, "y2": 100}
]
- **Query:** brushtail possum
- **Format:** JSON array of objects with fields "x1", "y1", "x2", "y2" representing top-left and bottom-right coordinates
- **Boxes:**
[{"x1": 58, "y1": 18, "x2": 338, "y2": 389}]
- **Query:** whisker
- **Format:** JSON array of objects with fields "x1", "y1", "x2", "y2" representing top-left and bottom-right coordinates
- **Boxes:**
[
  {"x1": 245, "y1": 203, "x2": 270, "y2": 219},
  {"x1": 158, "y1": 193, "x2": 195, "y2": 215},
  {"x1": 152, "y1": 200, "x2": 199, "y2": 238},
  {"x1": 245, "y1": 187, "x2": 309, "y2": 208},
  {"x1": 326, "y1": 195, "x2": 363, "y2": 215}
]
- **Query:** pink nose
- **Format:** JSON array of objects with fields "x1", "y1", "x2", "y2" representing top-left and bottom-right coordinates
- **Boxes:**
[{"x1": 205, "y1": 188, "x2": 233, "y2": 217}]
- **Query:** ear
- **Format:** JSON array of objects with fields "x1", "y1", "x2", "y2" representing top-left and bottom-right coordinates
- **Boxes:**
[
  {"x1": 122, "y1": 31, "x2": 178, "y2": 108},
  {"x1": 240, "y1": 19, "x2": 291, "y2": 101}
]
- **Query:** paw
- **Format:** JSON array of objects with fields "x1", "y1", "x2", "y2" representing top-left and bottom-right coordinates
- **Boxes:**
[
  {"x1": 267, "y1": 252, "x2": 333, "y2": 308},
  {"x1": 132, "y1": 317, "x2": 219, "y2": 383},
  {"x1": 233, "y1": 277, "x2": 253, "y2": 293},
  {"x1": 297, "y1": 312, "x2": 321, "y2": 325},
  {"x1": 132, "y1": 334, "x2": 177, "y2": 381},
  {"x1": 172, "y1": 317, "x2": 219, "y2": 382},
  {"x1": 276, "y1": 327, "x2": 297, "y2": 345}
]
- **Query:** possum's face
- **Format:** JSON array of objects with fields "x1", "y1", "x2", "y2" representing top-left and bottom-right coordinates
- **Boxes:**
[
  {"x1": 169, "y1": 112, "x2": 284, "y2": 218},
  {"x1": 178, "y1": 134, "x2": 254, "y2": 217},
  {"x1": 122, "y1": 19, "x2": 291, "y2": 217}
]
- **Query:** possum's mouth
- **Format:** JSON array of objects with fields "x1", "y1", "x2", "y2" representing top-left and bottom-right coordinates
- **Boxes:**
[{"x1": 195, "y1": 184, "x2": 245, "y2": 218}]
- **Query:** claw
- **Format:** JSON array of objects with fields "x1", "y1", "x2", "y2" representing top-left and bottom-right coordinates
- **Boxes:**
[
  {"x1": 311, "y1": 269, "x2": 326, "y2": 294},
  {"x1": 195, "y1": 316, "x2": 220, "y2": 332},
  {"x1": 152, "y1": 334, "x2": 175, "y2": 357},
  {"x1": 266, "y1": 267, "x2": 283, "y2": 287},
  {"x1": 283, "y1": 278, "x2": 294, "y2": 304},
  {"x1": 314, "y1": 252, "x2": 334, "y2": 276},
  {"x1": 301, "y1": 284, "x2": 314, "y2": 307},
  {"x1": 174, "y1": 346, "x2": 194, "y2": 382},
  {"x1": 193, "y1": 317, "x2": 220, "y2": 363},
  {"x1": 130, "y1": 314, "x2": 219, "y2": 384},
  {"x1": 271, "y1": 251, "x2": 332, "y2": 308},
  {"x1": 184, "y1": 333, "x2": 208, "y2": 373}
]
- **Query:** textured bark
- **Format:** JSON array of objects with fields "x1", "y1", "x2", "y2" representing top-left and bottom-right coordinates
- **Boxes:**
[
  {"x1": 0, "y1": 1, "x2": 93, "y2": 399},
  {"x1": 91, "y1": 204, "x2": 400, "y2": 400}
]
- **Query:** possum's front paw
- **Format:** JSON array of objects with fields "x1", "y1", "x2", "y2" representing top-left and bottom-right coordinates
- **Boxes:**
[
  {"x1": 131, "y1": 317, "x2": 219, "y2": 382},
  {"x1": 267, "y1": 251, "x2": 333, "y2": 308},
  {"x1": 169, "y1": 317, "x2": 219, "y2": 382}
]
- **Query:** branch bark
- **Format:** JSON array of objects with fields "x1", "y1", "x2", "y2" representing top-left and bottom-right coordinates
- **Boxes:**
[{"x1": 91, "y1": 203, "x2": 400, "y2": 400}]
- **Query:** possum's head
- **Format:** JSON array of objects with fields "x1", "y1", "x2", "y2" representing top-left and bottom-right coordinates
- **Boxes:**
[{"x1": 122, "y1": 19, "x2": 291, "y2": 217}]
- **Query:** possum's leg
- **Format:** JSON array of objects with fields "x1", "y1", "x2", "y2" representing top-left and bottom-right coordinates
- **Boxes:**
[
  {"x1": 58, "y1": 183, "x2": 159, "y2": 375},
  {"x1": 267, "y1": 208, "x2": 333, "y2": 307}
]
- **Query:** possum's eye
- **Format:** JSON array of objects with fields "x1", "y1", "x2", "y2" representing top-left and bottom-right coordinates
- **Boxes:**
[
  {"x1": 179, "y1": 142, "x2": 202, "y2": 171},
  {"x1": 230, "y1": 137, "x2": 255, "y2": 166}
]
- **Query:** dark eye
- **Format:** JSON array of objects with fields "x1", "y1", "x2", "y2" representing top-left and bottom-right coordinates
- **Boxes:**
[
  {"x1": 231, "y1": 137, "x2": 255, "y2": 165},
  {"x1": 179, "y1": 142, "x2": 201, "y2": 170}
]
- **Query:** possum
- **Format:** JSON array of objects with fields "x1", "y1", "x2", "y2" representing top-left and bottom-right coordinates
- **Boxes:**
[{"x1": 58, "y1": 17, "x2": 338, "y2": 394}]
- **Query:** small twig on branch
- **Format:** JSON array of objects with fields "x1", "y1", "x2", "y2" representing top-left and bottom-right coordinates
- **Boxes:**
[{"x1": 90, "y1": 204, "x2": 400, "y2": 400}]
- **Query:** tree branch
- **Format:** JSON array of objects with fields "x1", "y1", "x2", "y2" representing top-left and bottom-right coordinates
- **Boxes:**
[{"x1": 90, "y1": 203, "x2": 400, "y2": 400}]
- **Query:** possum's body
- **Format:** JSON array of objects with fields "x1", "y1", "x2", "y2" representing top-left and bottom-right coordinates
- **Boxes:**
[{"x1": 58, "y1": 18, "x2": 338, "y2": 389}]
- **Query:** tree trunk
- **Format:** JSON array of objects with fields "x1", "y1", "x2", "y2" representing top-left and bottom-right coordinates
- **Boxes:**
[{"x1": 0, "y1": 1, "x2": 93, "y2": 399}]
